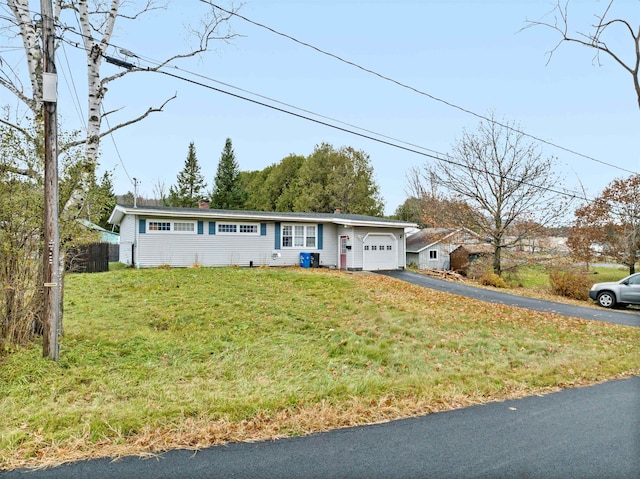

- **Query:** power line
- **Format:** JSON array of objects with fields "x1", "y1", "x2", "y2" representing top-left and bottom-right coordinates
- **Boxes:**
[
  {"x1": 28, "y1": 11, "x2": 630, "y2": 206},
  {"x1": 200, "y1": 0, "x2": 638, "y2": 177},
  {"x1": 61, "y1": 35, "x2": 593, "y2": 203},
  {"x1": 154, "y1": 67, "x2": 586, "y2": 203}
]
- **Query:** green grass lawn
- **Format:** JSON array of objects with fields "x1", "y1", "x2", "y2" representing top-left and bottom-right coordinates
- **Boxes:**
[
  {"x1": 504, "y1": 264, "x2": 631, "y2": 290},
  {"x1": 1, "y1": 267, "x2": 639, "y2": 469}
]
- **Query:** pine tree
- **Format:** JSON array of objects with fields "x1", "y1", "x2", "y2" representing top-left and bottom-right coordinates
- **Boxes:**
[
  {"x1": 210, "y1": 138, "x2": 247, "y2": 209},
  {"x1": 93, "y1": 171, "x2": 117, "y2": 229},
  {"x1": 167, "y1": 142, "x2": 207, "y2": 207}
]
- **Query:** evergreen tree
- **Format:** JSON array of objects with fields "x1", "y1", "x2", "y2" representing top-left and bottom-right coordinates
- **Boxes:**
[
  {"x1": 167, "y1": 142, "x2": 207, "y2": 207},
  {"x1": 92, "y1": 171, "x2": 117, "y2": 229},
  {"x1": 289, "y1": 143, "x2": 384, "y2": 216},
  {"x1": 210, "y1": 138, "x2": 247, "y2": 209}
]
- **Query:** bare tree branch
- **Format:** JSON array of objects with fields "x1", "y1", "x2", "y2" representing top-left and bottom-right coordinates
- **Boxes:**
[
  {"x1": 62, "y1": 93, "x2": 177, "y2": 151},
  {"x1": 522, "y1": 0, "x2": 640, "y2": 110}
]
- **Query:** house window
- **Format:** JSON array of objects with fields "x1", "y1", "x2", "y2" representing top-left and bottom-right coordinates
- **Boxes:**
[
  {"x1": 218, "y1": 224, "x2": 237, "y2": 233},
  {"x1": 386, "y1": 245, "x2": 392, "y2": 251},
  {"x1": 429, "y1": 250, "x2": 437, "y2": 260},
  {"x1": 364, "y1": 245, "x2": 370, "y2": 251},
  {"x1": 174, "y1": 222, "x2": 195, "y2": 232},
  {"x1": 306, "y1": 226, "x2": 316, "y2": 247},
  {"x1": 217, "y1": 223, "x2": 260, "y2": 235},
  {"x1": 281, "y1": 224, "x2": 316, "y2": 249},
  {"x1": 147, "y1": 221, "x2": 195, "y2": 233},
  {"x1": 239, "y1": 224, "x2": 258, "y2": 234}
]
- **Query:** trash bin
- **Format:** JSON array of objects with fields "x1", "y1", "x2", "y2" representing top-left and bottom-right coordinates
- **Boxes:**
[
  {"x1": 300, "y1": 252, "x2": 311, "y2": 268},
  {"x1": 310, "y1": 252, "x2": 320, "y2": 268}
]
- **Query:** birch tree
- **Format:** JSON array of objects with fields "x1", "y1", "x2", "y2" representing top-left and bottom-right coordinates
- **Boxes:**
[{"x1": 1, "y1": 0, "x2": 238, "y2": 205}]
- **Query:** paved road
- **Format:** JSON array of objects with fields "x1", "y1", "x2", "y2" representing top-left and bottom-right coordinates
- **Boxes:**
[
  {"x1": 3, "y1": 378, "x2": 639, "y2": 478},
  {"x1": 379, "y1": 270, "x2": 640, "y2": 327}
]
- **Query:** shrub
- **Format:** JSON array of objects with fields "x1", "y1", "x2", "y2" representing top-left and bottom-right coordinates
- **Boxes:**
[
  {"x1": 479, "y1": 272, "x2": 508, "y2": 288},
  {"x1": 549, "y1": 270, "x2": 591, "y2": 301}
]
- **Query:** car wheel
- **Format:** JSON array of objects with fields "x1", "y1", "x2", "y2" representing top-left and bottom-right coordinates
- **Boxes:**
[{"x1": 597, "y1": 291, "x2": 615, "y2": 308}]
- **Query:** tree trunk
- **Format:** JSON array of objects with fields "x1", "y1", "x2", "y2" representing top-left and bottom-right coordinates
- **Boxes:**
[{"x1": 493, "y1": 245, "x2": 502, "y2": 276}]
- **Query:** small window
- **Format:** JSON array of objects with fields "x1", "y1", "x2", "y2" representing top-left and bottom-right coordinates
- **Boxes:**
[
  {"x1": 147, "y1": 220, "x2": 196, "y2": 234},
  {"x1": 148, "y1": 221, "x2": 171, "y2": 231},
  {"x1": 174, "y1": 222, "x2": 195, "y2": 232},
  {"x1": 371, "y1": 245, "x2": 377, "y2": 251},
  {"x1": 386, "y1": 245, "x2": 392, "y2": 251},
  {"x1": 239, "y1": 224, "x2": 257, "y2": 234},
  {"x1": 364, "y1": 245, "x2": 370, "y2": 251},
  {"x1": 429, "y1": 250, "x2": 437, "y2": 260},
  {"x1": 218, "y1": 224, "x2": 237, "y2": 234}
]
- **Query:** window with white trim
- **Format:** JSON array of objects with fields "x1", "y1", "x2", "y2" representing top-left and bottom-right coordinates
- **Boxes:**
[
  {"x1": 217, "y1": 223, "x2": 259, "y2": 235},
  {"x1": 148, "y1": 221, "x2": 171, "y2": 231},
  {"x1": 174, "y1": 222, "x2": 195, "y2": 232},
  {"x1": 147, "y1": 220, "x2": 195, "y2": 233},
  {"x1": 281, "y1": 224, "x2": 316, "y2": 249}
]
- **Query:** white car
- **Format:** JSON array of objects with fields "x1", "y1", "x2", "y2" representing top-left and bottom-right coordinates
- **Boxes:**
[{"x1": 589, "y1": 273, "x2": 640, "y2": 308}]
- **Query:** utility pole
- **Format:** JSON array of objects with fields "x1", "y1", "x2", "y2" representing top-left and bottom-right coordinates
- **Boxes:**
[
  {"x1": 41, "y1": 0, "x2": 60, "y2": 360},
  {"x1": 133, "y1": 178, "x2": 139, "y2": 208}
]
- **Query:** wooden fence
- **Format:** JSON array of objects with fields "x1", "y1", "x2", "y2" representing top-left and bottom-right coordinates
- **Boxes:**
[{"x1": 66, "y1": 243, "x2": 116, "y2": 273}]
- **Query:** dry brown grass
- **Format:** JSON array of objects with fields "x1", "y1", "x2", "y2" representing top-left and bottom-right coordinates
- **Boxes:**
[
  {"x1": 11, "y1": 374, "x2": 634, "y2": 471},
  {"x1": 3, "y1": 268, "x2": 639, "y2": 471}
]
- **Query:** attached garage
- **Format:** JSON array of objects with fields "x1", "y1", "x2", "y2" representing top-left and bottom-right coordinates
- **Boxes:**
[{"x1": 362, "y1": 233, "x2": 398, "y2": 271}]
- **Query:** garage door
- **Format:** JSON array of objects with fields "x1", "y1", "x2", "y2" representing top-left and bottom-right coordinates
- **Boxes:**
[{"x1": 363, "y1": 234, "x2": 397, "y2": 271}]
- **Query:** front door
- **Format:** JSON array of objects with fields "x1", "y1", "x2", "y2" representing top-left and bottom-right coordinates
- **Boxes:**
[{"x1": 339, "y1": 236, "x2": 348, "y2": 270}]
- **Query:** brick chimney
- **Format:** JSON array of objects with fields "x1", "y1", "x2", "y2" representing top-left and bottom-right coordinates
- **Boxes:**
[
  {"x1": 334, "y1": 207, "x2": 341, "y2": 214},
  {"x1": 198, "y1": 199, "x2": 210, "y2": 209}
]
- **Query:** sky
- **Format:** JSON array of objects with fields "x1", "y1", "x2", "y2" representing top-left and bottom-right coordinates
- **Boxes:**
[{"x1": 5, "y1": 0, "x2": 640, "y2": 215}]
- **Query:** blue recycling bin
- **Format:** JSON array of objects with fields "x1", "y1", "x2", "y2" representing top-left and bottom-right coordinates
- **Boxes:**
[{"x1": 300, "y1": 252, "x2": 311, "y2": 268}]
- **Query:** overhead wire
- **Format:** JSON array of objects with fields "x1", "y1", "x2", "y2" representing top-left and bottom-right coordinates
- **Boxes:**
[
  {"x1": 57, "y1": 30, "x2": 597, "y2": 204},
  {"x1": 59, "y1": 41, "x2": 85, "y2": 128},
  {"x1": 200, "y1": 0, "x2": 638, "y2": 177},
  {"x1": 154, "y1": 67, "x2": 586, "y2": 203},
  {"x1": 6, "y1": 7, "x2": 631, "y2": 207}
]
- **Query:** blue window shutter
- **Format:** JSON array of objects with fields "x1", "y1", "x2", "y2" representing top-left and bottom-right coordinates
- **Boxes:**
[
  {"x1": 139, "y1": 219, "x2": 146, "y2": 234},
  {"x1": 197, "y1": 221, "x2": 204, "y2": 235},
  {"x1": 274, "y1": 222, "x2": 281, "y2": 250},
  {"x1": 209, "y1": 222, "x2": 216, "y2": 235},
  {"x1": 260, "y1": 223, "x2": 267, "y2": 236},
  {"x1": 317, "y1": 224, "x2": 323, "y2": 250}
]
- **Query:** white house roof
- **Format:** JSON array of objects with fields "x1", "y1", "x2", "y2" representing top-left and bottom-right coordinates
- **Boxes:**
[{"x1": 108, "y1": 204, "x2": 417, "y2": 229}]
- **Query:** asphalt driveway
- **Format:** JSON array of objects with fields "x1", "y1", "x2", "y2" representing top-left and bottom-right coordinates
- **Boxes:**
[{"x1": 379, "y1": 270, "x2": 640, "y2": 327}]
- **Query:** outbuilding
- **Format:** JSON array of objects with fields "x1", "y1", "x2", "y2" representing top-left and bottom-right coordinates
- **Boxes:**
[
  {"x1": 108, "y1": 204, "x2": 416, "y2": 271},
  {"x1": 406, "y1": 227, "x2": 481, "y2": 270}
]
